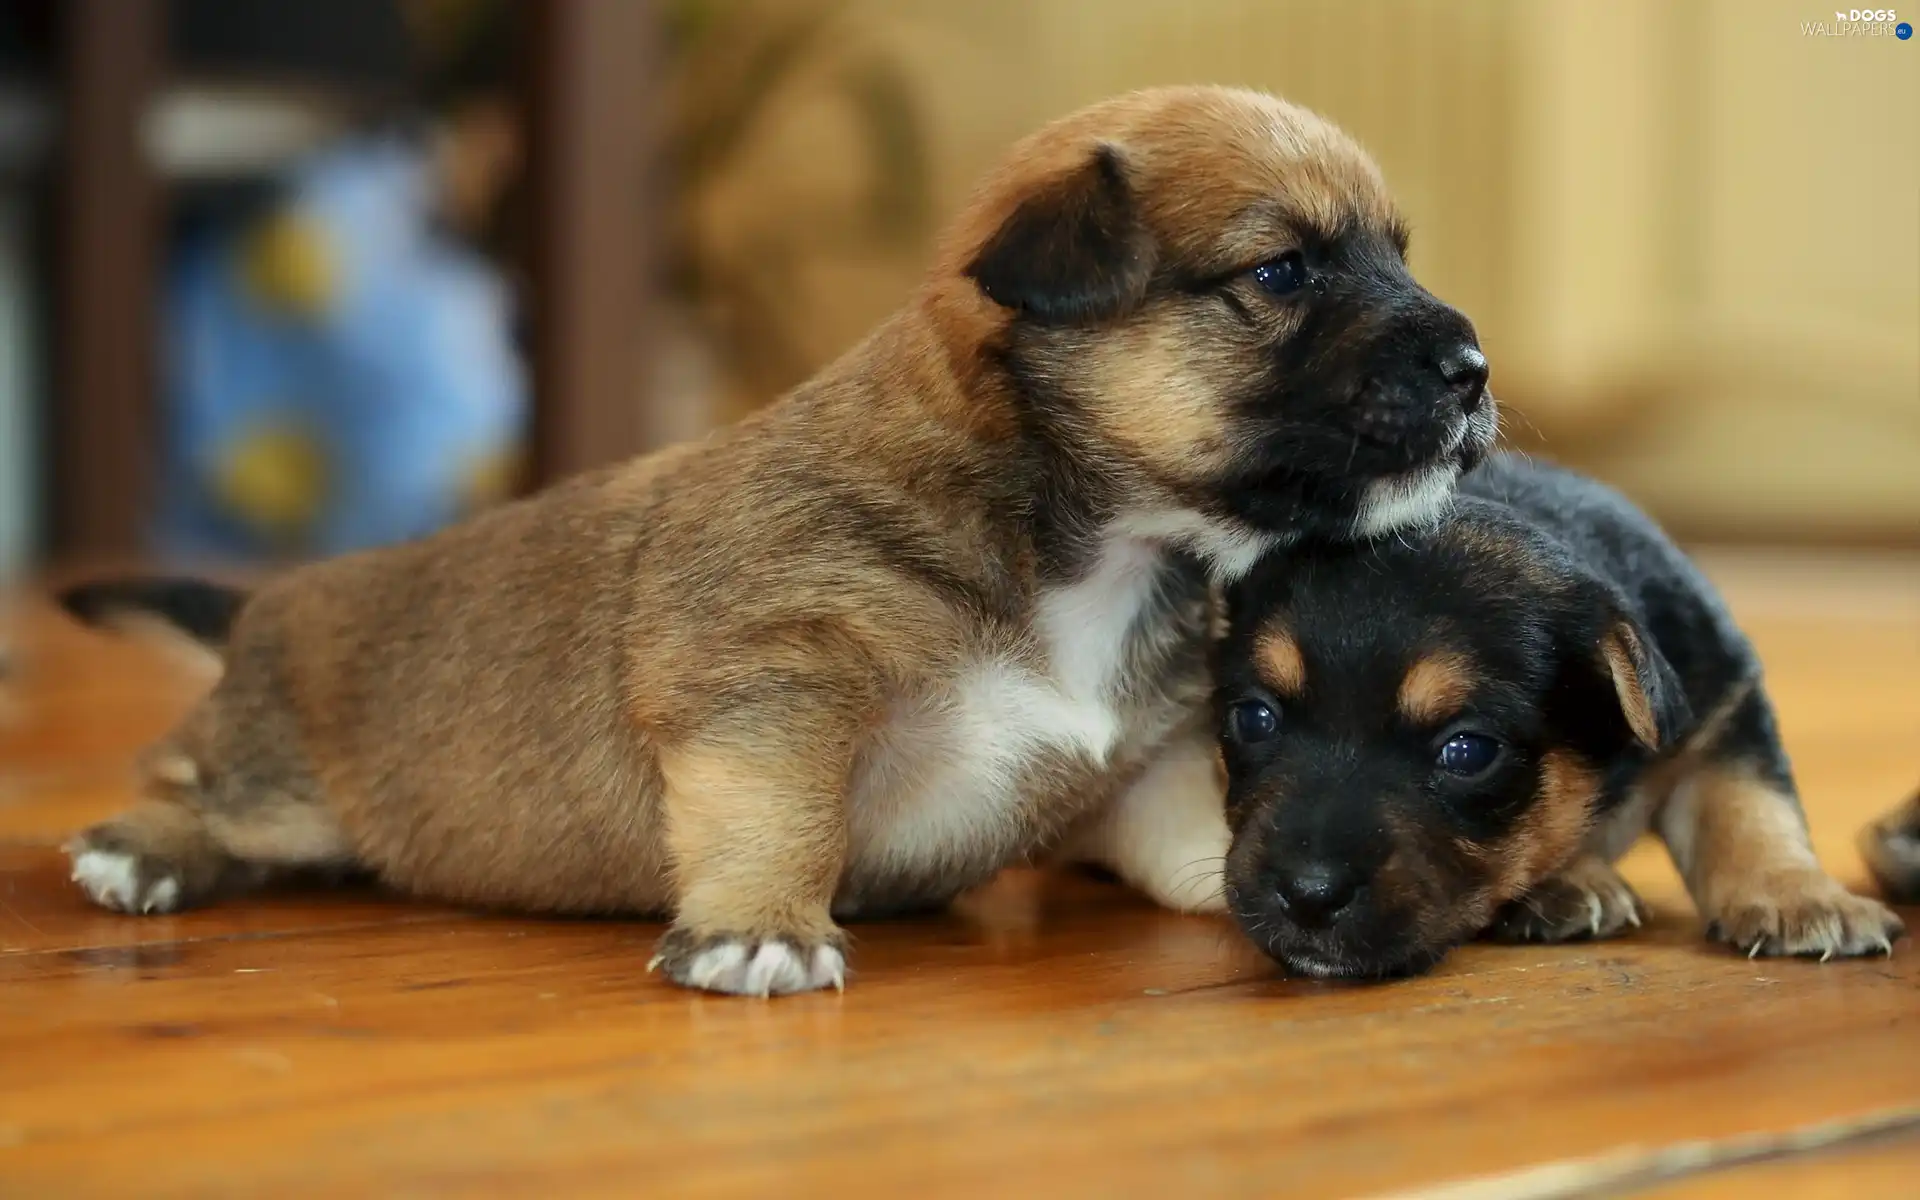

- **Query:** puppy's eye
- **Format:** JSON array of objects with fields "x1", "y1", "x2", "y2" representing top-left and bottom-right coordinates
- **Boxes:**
[
  {"x1": 1227, "y1": 699, "x2": 1280, "y2": 744},
  {"x1": 1250, "y1": 252, "x2": 1309, "y2": 297},
  {"x1": 1436, "y1": 732, "x2": 1503, "y2": 778}
]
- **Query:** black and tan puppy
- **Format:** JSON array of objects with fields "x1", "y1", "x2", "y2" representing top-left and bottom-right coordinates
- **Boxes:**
[
  {"x1": 1213, "y1": 453, "x2": 1904, "y2": 978},
  {"x1": 58, "y1": 86, "x2": 1497, "y2": 995}
]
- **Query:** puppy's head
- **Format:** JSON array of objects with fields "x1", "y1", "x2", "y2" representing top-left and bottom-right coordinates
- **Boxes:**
[
  {"x1": 1211, "y1": 507, "x2": 1687, "y2": 979},
  {"x1": 937, "y1": 87, "x2": 1496, "y2": 561}
]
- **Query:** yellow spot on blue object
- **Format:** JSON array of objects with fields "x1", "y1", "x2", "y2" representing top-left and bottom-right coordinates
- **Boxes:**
[
  {"x1": 460, "y1": 447, "x2": 524, "y2": 513},
  {"x1": 238, "y1": 212, "x2": 338, "y2": 319},
  {"x1": 215, "y1": 423, "x2": 328, "y2": 540}
]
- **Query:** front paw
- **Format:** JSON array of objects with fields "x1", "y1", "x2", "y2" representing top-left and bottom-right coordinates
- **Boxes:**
[
  {"x1": 648, "y1": 925, "x2": 848, "y2": 996},
  {"x1": 66, "y1": 821, "x2": 223, "y2": 914},
  {"x1": 1703, "y1": 873, "x2": 1905, "y2": 960},
  {"x1": 1483, "y1": 857, "x2": 1644, "y2": 944}
]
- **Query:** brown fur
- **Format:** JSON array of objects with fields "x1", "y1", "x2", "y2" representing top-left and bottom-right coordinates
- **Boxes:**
[
  {"x1": 66, "y1": 87, "x2": 1482, "y2": 996},
  {"x1": 1601, "y1": 625, "x2": 1662, "y2": 750},
  {"x1": 1396, "y1": 651, "x2": 1475, "y2": 726},
  {"x1": 1490, "y1": 749, "x2": 1605, "y2": 906},
  {"x1": 1405, "y1": 750, "x2": 1615, "y2": 953},
  {"x1": 1652, "y1": 767, "x2": 1896, "y2": 957},
  {"x1": 1481, "y1": 854, "x2": 1643, "y2": 944},
  {"x1": 1255, "y1": 628, "x2": 1307, "y2": 697}
]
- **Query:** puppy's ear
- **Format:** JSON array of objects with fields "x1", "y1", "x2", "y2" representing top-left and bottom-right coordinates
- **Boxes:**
[
  {"x1": 965, "y1": 144, "x2": 1155, "y2": 324},
  {"x1": 1594, "y1": 616, "x2": 1689, "y2": 752},
  {"x1": 1553, "y1": 579, "x2": 1690, "y2": 756}
]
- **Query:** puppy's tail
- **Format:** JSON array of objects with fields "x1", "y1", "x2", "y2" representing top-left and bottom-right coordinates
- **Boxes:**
[
  {"x1": 57, "y1": 577, "x2": 248, "y2": 681},
  {"x1": 1859, "y1": 789, "x2": 1920, "y2": 905}
]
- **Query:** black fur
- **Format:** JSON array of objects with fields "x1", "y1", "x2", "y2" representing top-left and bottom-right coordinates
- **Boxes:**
[
  {"x1": 1205, "y1": 225, "x2": 1488, "y2": 537},
  {"x1": 1215, "y1": 452, "x2": 1790, "y2": 978},
  {"x1": 57, "y1": 578, "x2": 248, "y2": 648},
  {"x1": 1459, "y1": 456, "x2": 1779, "y2": 792}
]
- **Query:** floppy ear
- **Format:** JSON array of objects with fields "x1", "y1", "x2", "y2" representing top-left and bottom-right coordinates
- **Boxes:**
[
  {"x1": 964, "y1": 143, "x2": 1155, "y2": 325},
  {"x1": 1595, "y1": 617, "x2": 1689, "y2": 752}
]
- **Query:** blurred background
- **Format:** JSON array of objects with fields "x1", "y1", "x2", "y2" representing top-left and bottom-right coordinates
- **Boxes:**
[{"x1": 0, "y1": 0, "x2": 1914, "y2": 577}]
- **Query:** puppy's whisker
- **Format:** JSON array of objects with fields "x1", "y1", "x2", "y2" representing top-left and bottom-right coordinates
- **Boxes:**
[
  {"x1": 1166, "y1": 854, "x2": 1227, "y2": 889},
  {"x1": 1505, "y1": 405, "x2": 1546, "y2": 444},
  {"x1": 1171, "y1": 869, "x2": 1226, "y2": 895}
]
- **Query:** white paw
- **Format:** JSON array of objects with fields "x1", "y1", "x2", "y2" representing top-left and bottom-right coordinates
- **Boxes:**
[
  {"x1": 652, "y1": 934, "x2": 847, "y2": 996},
  {"x1": 70, "y1": 849, "x2": 181, "y2": 914}
]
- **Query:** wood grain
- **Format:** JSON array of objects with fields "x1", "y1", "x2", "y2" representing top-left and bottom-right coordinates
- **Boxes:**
[{"x1": 2, "y1": 550, "x2": 1916, "y2": 1198}]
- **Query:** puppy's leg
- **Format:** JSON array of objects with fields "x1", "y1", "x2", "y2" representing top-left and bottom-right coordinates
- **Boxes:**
[
  {"x1": 1859, "y1": 788, "x2": 1920, "y2": 905},
  {"x1": 1659, "y1": 766, "x2": 1904, "y2": 959},
  {"x1": 651, "y1": 732, "x2": 851, "y2": 997},
  {"x1": 1481, "y1": 854, "x2": 1644, "y2": 944},
  {"x1": 1059, "y1": 726, "x2": 1230, "y2": 915},
  {"x1": 67, "y1": 749, "x2": 354, "y2": 914},
  {"x1": 68, "y1": 801, "x2": 250, "y2": 914}
]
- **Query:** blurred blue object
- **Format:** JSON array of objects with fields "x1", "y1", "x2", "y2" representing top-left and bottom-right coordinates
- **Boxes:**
[{"x1": 158, "y1": 135, "x2": 527, "y2": 561}]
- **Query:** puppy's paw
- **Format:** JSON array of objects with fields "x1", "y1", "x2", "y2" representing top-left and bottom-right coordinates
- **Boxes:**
[
  {"x1": 1703, "y1": 873, "x2": 1905, "y2": 960},
  {"x1": 648, "y1": 925, "x2": 848, "y2": 996},
  {"x1": 64, "y1": 817, "x2": 251, "y2": 915},
  {"x1": 66, "y1": 841, "x2": 185, "y2": 915},
  {"x1": 1483, "y1": 856, "x2": 1644, "y2": 944}
]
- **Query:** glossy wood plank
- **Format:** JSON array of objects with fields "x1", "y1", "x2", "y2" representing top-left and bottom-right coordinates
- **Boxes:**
[
  {"x1": 1648, "y1": 1133, "x2": 1920, "y2": 1199},
  {"x1": 2, "y1": 551, "x2": 1917, "y2": 1197}
]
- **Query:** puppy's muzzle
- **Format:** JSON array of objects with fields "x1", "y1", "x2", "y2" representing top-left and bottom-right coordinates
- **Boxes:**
[{"x1": 1339, "y1": 288, "x2": 1492, "y2": 470}]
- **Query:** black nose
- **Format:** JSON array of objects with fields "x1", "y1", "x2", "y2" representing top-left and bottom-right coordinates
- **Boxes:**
[
  {"x1": 1271, "y1": 860, "x2": 1363, "y2": 928},
  {"x1": 1436, "y1": 344, "x2": 1489, "y2": 411}
]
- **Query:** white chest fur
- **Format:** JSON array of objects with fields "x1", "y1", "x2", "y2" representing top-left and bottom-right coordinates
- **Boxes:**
[{"x1": 845, "y1": 536, "x2": 1169, "y2": 883}]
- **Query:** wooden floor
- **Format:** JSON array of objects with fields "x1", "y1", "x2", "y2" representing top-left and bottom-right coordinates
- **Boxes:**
[{"x1": 2, "y1": 552, "x2": 1917, "y2": 1198}]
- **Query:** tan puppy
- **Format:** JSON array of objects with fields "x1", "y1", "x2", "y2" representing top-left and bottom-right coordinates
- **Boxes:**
[{"x1": 59, "y1": 87, "x2": 1496, "y2": 995}]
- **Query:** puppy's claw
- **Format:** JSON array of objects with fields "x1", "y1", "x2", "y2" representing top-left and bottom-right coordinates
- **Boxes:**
[
  {"x1": 813, "y1": 943, "x2": 847, "y2": 992},
  {"x1": 651, "y1": 926, "x2": 849, "y2": 996},
  {"x1": 1704, "y1": 875, "x2": 1904, "y2": 962},
  {"x1": 1481, "y1": 857, "x2": 1643, "y2": 946},
  {"x1": 69, "y1": 844, "x2": 187, "y2": 915}
]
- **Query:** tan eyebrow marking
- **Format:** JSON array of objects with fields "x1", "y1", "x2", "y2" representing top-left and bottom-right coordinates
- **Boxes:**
[
  {"x1": 1398, "y1": 650, "x2": 1476, "y2": 725},
  {"x1": 1256, "y1": 626, "x2": 1307, "y2": 695}
]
